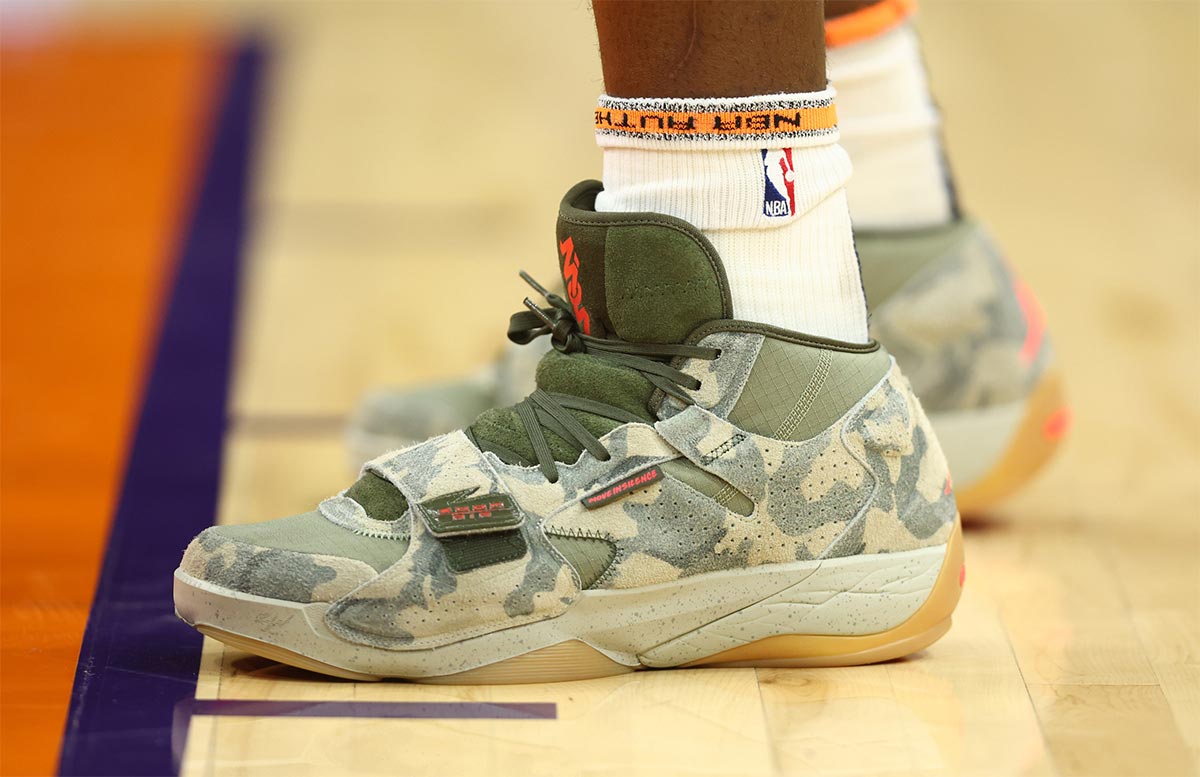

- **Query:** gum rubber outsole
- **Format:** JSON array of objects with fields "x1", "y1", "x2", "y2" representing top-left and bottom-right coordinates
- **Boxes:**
[
  {"x1": 954, "y1": 370, "x2": 1068, "y2": 514},
  {"x1": 194, "y1": 515, "x2": 964, "y2": 684},
  {"x1": 686, "y1": 513, "x2": 963, "y2": 668}
]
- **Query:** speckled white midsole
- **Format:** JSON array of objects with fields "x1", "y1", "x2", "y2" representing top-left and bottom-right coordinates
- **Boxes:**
[{"x1": 174, "y1": 541, "x2": 947, "y2": 678}]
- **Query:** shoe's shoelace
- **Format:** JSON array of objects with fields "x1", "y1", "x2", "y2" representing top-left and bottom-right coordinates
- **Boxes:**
[{"x1": 503, "y1": 271, "x2": 720, "y2": 483}]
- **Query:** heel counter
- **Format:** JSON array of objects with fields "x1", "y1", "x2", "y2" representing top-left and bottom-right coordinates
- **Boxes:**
[
  {"x1": 867, "y1": 220, "x2": 1051, "y2": 412},
  {"x1": 902, "y1": 371, "x2": 960, "y2": 535},
  {"x1": 824, "y1": 361, "x2": 958, "y2": 559},
  {"x1": 975, "y1": 224, "x2": 1055, "y2": 391}
]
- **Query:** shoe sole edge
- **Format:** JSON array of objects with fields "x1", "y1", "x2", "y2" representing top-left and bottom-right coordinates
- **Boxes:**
[
  {"x1": 939, "y1": 369, "x2": 1069, "y2": 514},
  {"x1": 175, "y1": 517, "x2": 963, "y2": 684},
  {"x1": 684, "y1": 513, "x2": 963, "y2": 668}
]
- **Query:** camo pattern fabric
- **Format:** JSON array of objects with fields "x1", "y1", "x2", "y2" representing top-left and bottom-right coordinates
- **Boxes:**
[
  {"x1": 658, "y1": 331, "x2": 763, "y2": 421},
  {"x1": 320, "y1": 425, "x2": 683, "y2": 649},
  {"x1": 488, "y1": 423, "x2": 678, "y2": 521},
  {"x1": 180, "y1": 529, "x2": 377, "y2": 603},
  {"x1": 869, "y1": 224, "x2": 1052, "y2": 412},
  {"x1": 548, "y1": 362, "x2": 956, "y2": 590},
  {"x1": 188, "y1": 340, "x2": 953, "y2": 644},
  {"x1": 324, "y1": 431, "x2": 576, "y2": 649}
]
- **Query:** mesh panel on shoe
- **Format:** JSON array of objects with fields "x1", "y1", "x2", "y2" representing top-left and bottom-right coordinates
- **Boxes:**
[
  {"x1": 212, "y1": 511, "x2": 410, "y2": 573},
  {"x1": 730, "y1": 337, "x2": 892, "y2": 442}
]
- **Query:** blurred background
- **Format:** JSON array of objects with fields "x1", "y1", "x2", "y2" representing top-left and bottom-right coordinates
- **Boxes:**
[{"x1": 2, "y1": 1, "x2": 1198, "y2": 775}]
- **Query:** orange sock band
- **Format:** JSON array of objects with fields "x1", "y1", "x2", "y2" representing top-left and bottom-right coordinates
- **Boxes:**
[
  {"x1": 595, "y1": 92, "x2": 838, "y2": 149},
  {"x1": 825, "y1": 0, "x2": 917, "y2": 48}
]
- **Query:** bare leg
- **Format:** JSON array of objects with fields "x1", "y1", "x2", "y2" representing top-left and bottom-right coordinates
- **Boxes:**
[
  {"x1": 824, "y1": 0, "x2": 878, "y2": 17},
  {"x1": 589, "y1": 0, "x2": 869, "y2": 343},
  {"x1": 592, "y1": 0, "x2": 826, "y2": 98}
]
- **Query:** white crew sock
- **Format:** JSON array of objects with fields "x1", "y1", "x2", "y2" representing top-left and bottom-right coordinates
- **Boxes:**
[
  {"x1": 594, "y1": 90, "x2": 869, "y2": 344},
  {"x1": 826, "y1": 19, "x2": 955, "y2": 230}
]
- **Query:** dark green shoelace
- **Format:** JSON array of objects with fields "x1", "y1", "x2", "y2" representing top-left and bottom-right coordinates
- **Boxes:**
[{"x1": 502, "y1": 272, "x2": 719, "y2": 483}]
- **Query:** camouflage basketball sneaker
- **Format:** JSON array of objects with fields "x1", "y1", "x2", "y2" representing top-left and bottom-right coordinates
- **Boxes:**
[
  {"x1": 855, "y1": 223, "x2": 1068, "y2": 512},
  {"x1": 175, "y1": 181, "x2": 964, "y2": 683},
  {"x1": 348, "y1": 217, "x2": 1067, "y2": 513}
]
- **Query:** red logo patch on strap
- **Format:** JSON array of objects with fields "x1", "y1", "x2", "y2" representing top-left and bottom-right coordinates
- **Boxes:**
[
  {"x1": 581, "y1": 465, "x2": 664, "y2": 510},
  {"x1": 420, "y1": 488, "x2": 523, "y2": 537}
]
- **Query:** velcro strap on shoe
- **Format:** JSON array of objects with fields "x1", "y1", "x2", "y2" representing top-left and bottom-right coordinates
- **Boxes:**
[
  {"x1": 328, "y1": 431, "x2": 578, "y2": 649},
  {"x1": 363, "y1": 431, "x2": 529, "y2": 573},
  {"x1": 365, "y1": 430, "x2": 512, "y2": 511},
  {"x1": 419, "y1": 490, "x2": 524, "y2": 538}
]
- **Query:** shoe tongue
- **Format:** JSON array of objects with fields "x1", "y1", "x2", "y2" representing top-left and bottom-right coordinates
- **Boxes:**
[
  {"x1": 555, "y1": 181, "x2": 732, "y2": 343},
  {"x1": 467, "y1": 182, "x2": 735, "y2": 468}
]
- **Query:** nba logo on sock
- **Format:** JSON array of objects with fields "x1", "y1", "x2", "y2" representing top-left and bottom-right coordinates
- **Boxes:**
[{"x1": 761, "y1": 149, "x2": 796, "y2": 217}]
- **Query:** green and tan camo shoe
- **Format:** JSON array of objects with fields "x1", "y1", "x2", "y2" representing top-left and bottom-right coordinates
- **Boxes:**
[
  {"x1": 176, "y1": 181, "x2": 964, "y2": 683},
  {"x1": 347, "y1": 214, "x2": 1067, "y2": 514},
  {"x1": 856, "y1": 222, "x2": 1069, "y2": 512}
]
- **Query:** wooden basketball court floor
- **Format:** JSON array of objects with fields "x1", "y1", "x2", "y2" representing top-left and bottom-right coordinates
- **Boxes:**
[{"x1": 4, "y1": 2, "x2": 1197, "y2": 775}]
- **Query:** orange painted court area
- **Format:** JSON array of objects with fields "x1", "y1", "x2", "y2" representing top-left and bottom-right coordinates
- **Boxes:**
[{"x1": 1, "y1": 30, "x2": 222, "y2": 775}]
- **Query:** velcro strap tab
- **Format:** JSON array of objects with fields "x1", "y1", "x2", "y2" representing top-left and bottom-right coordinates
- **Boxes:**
[{"x1": 420, "y1": 489, "x2": 525, "y2": 538}]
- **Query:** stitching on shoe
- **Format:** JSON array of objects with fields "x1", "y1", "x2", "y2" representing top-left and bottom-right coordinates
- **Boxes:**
[
  {"x1": 775, "y1": 350, "x2": 834, "y2": 441},
  {"x1": 545, "y1": 528, "x2": 619, "y2": 589},
  {"x1": 686, "y1": 320, "x2": 881, "y2": 354},
  {"x1": 819, "y1": 361, "x2": 895, "y2": 560},
  {"x1": 701, "y1": 433, "x2": 746, "y2": 465},
  {"x1": 547, "y1": 527, "x2": 614, "y2": 542},
  {"x1": 592, "y1": 545, "x2": 625, "y2": 588}
]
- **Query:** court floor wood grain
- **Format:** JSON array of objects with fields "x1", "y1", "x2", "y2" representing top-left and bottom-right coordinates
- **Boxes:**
[{"x1": 145, "y1": 2, "x2": 1196, "y2": 775}]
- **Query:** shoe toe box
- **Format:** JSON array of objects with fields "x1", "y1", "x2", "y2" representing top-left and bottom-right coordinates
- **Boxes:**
[{"x1": 179, "y1": 518, "x2": 382, "y2": 604}]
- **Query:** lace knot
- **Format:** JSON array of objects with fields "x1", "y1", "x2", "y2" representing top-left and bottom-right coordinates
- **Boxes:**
[{"x1": 496, "y1": 269, "x2": 720, "y2": 482}]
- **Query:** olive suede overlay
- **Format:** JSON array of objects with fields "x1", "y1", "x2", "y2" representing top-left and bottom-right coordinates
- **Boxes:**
[
  {"x1": 345, "y1": 470, "x2": 410, "y2": 522},
  {"x1": 471, "y1": 351, "x2": 651, "y2": 466},
  {"x1": 556, "y1": 180, "x2": 733, "y2": 344},
  {"x1": 469, "y1": 181, "x2": 734, "y2": 468}
]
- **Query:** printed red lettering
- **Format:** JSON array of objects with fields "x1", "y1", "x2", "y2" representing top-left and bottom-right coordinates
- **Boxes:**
[{"x1": 559, "y1": 236, "x2": 593, "y2": 334}]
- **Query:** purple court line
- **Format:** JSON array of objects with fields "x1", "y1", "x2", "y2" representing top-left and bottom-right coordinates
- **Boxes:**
[
  {"x1": 57, "y1": 43, "x2": 263, "y2": 776},
  {"x1": 186, "y1": 700, "x2": 557, "y2": 719},
  {"x1": 57, "y1": 42, "x2": 555, "y2": 777}
]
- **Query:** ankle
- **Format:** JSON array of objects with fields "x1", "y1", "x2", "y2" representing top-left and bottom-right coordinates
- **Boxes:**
[{"x1": 592, "y1": 91, "x2": 869, "y2": 344}]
